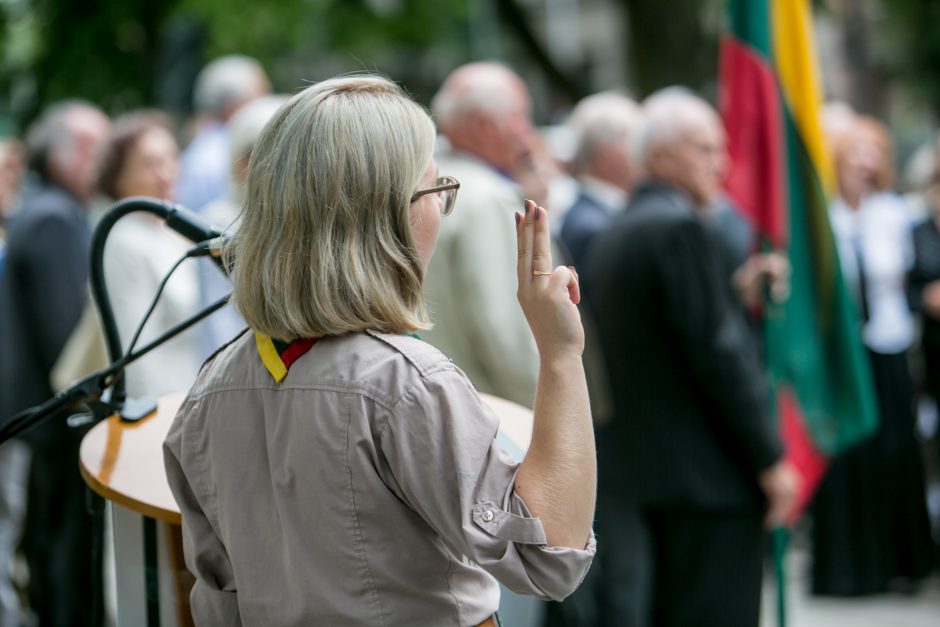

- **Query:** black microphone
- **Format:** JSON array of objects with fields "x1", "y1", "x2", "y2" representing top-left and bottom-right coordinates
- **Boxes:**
[
  {"x1": 103, "y1": 196, "x2": 222, "y2": 243},
  {"x1": 105, "y1": 197, "x2": 229, "y2": 274},
  {"x1": 163, "y1": 203, "x2": 224, "y2": 244},
  {"x1": 187, "y1": 234, "x2": 232, "y2": 272}
]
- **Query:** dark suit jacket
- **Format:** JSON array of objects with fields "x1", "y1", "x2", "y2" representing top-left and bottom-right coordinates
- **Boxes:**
[
  {"x1": 0, "y1": 183, "x2": 90, "y2": 450},
  {"x1": 560, "y1": 190, "x2": 615, "y2": 278},
  {"x1": 586, "y1": 181, "x2": 782, "y2": 510},
  {"x1": 909, "y1": 218, "x2": 940, "y2": 349}
]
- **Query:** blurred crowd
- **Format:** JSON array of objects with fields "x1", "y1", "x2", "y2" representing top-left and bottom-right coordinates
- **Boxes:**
[{"x1": 0, "y1": 54, "x2": 937, "y2": 627}]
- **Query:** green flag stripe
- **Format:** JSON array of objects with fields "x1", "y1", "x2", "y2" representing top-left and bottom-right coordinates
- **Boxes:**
[
  {"x1": 729, "y1": 0, "x2": 772, "y2": 57},
  {"x1": 766, "y1": 110, "x2": 879, "y2": 454}
]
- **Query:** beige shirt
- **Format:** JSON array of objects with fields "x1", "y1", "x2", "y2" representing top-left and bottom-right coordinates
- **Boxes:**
[
  {"x1": 422, "y1": 152, "x2": 541, "y2": 408},
  {"x1": 164, "y1": 330, "x2": 594, "y2": 626}
]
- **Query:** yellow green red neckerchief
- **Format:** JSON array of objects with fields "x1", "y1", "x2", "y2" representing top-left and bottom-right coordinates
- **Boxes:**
[
  {"x1": 256, "y1": 331, "x2": 421, "y2": 383},
  {"x1": 255, "y1": 332, "x2": 319, "y2": 383}
]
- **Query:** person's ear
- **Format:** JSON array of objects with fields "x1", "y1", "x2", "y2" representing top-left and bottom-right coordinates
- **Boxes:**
[
  {"x1": 645, "y1": 144, "x2": 672, "y2": 180},
  {"x1": 473, "y1": 112, "x2": 501, "y2": 146}
]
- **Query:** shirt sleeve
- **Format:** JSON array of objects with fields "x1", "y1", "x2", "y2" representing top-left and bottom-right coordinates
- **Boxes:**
[
  {"x1": 163, "y1": 403, "x2": 243, "y2": 625},
  {"x1": 377, "y1": 368, "x2": 596, "y2": 602}
]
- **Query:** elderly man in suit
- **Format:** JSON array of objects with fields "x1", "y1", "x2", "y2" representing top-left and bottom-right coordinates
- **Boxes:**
[
  {"x1": 560, "y1": 92, "x2": 641, "y2": 279},
  {"x1": 585, "y1": 88, "x2": 797, "y2": 627},
  {"x1": 0, "y1": 100, "x2": 111, "y2": 626},
  {"x1": 422, "y1": 62, "x2": 542, "y2": 408},
  {"x1": 177, "y1": 55, "x2": 270, "y2": 214}
]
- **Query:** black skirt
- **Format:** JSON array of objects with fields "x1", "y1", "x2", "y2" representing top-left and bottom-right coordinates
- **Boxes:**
[{"x1": 811, "y1": 349, "x2": 935, "y2": 596}]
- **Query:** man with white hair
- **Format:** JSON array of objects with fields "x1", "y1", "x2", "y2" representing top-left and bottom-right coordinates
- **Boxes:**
[
  {"x1": 560, "y1": 91, "x2": 640, "y2": 279},
  {"x1": 422, "y1": 62, "x2": 542, "y2": 407},
  {"x1": 584, "y1": 88, "x2": 797, "y2": 627},
  {"x1": 197, "y1": 94, "x2": 288, "y2": 356},
  {"x1": 177, "y1": 54, "x2": 270, "y2": 213},
  {"x1": 0, "y1": 100, "x2": 110, "y2": 626}
]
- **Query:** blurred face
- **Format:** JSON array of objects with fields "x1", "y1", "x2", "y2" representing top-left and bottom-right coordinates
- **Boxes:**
[
  {"x1": 53, "y1": 109, "x2": 110, "y2": 201},
  {"x1": 410, "y1": 160, "x2": 443, "y2": 268},
  {"x1": 837, "y1": 126, "x2": 885, "y2": 202},
  {"x1": 494, "y1": 85, "x2": 536, "y2": 173},
  {"x1": 596, "y1": 135, "x2": 635, "y2": 192},
  {"x1": 653, "y1": 115, "x2": 727, "y2": 208},
  {"x1": 223, "y1": 70, "x2": 272, "y2": 121},
  {"x1": 0, "y1": 140, "x2": 25, "y2": 216},
  {"x1": 114, "y1": 127, "x2": 180, "y2": 200}
]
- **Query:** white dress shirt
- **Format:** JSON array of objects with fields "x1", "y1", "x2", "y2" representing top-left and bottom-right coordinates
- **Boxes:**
[{"x1": 830, "y1": 192, "x2": 916, "y2": 354}]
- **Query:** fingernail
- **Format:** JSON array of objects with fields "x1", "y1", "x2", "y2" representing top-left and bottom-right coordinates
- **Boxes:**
[
  {"x1": 514, "y1": 213, "x2": 521, "y2": 225},
  {"x1": 524, "y1": 199, "x2": 531, "y2": 214},
  {"x1": 535, "y1": 207, "x2": 540, "y2": 221}
]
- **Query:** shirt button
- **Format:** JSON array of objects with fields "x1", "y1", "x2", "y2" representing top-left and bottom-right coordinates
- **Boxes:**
[{"x1": 482, "y1": 510, "x2": 494, "y2": 523}]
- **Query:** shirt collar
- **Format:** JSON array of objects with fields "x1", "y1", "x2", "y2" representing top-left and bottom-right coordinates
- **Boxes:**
[{"x1": 579, "y1": 176, "x2": 627, "y2": 212}]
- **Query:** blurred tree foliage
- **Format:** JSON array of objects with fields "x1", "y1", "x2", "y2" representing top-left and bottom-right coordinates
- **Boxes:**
[
  {"x1": 9, "y1": 0, "x2": 934, "y2": 136},
  {"x1": 0, "y1": 0, "x2": 476, "y2": 129},
  {"x1": 878, "y1": 0, "x2": 940, "y2": 117},
  {"x1": 0, "y1": 0, "x2": 181, "y2": 127},
  {"x1": 0, "y1": 0, "x2": 731, "y2": 132},
  {"x1": 619, "y1": 0, "x2": 723, "y2": 97}
]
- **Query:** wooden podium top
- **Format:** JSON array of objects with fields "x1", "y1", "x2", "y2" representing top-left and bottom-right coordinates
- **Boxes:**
[
  {"x1": 79, "y1": 391, "x2": 186, "y2": 524},
  {"x1": 79, "y1": 391, "x2": 533, "y2": 526}
]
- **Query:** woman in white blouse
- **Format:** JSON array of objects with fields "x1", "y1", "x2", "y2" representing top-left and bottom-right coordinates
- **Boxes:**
[
  {"x1": 813, "y1": 115, "x2": 933, "y2": 596},
  {"x1": 98, "y1": 111, "x2": 203, "y2": 399}
]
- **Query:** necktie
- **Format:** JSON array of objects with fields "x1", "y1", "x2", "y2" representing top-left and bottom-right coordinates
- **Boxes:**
[{"x1": 852, "y1": 234, "x2": 871, "y2": 323}]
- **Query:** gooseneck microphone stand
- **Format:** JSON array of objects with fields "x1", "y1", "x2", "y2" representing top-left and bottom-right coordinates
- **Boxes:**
[
  {"x1": 0, "y1": 197, "x2": 230, "y2": 627},
  {"x1": 0, "y1": 197, "x2": 227, "y2": 441}
]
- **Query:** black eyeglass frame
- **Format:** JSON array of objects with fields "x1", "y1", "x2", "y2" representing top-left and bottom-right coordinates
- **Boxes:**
[{"x1": 410, "y1": 176, "x2": 461, "y2": 215}]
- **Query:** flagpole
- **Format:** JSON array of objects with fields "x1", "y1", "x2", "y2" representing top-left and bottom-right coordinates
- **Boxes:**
[
  {"x1": 766, "y1": 301, "x2": 789, "y2": 627},
  {"x1": 772, "y1": 525, "x2": 789, "y2": 627}
]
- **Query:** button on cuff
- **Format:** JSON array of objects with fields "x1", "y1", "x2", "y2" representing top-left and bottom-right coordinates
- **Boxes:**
[{"x1": 471, "y1": 501, "x2": 547, "y2": 545}]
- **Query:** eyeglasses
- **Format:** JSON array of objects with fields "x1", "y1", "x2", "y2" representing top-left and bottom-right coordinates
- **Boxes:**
[{"x1": 411, "y1": 176, "x2": 460, "y2": 216}]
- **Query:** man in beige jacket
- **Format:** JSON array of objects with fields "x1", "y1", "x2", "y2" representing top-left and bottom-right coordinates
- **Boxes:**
[{"x1": 423, "y1": 62, "x2": 542, "y2": 408}]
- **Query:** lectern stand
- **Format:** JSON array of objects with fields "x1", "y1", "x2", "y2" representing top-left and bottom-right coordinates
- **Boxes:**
[{"x1": 79, "y1": 392, "x2": 191, "y2": 627}]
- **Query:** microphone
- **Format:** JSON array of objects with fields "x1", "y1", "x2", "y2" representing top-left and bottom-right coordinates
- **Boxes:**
[
  {"x1": 188, "y1": 234, "x2": 232, "y2": 268},
  {"x1": 163, "y1": 204, "x2": 224, "y2": 243},
  {"x1": 103, "y1": 196, "x2": 222, "y2": 243},
  {"x1": 103, "y1": 197, "x2": 229, "y2": 273}
]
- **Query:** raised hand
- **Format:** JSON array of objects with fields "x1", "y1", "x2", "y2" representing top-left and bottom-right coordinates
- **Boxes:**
[
  {"x1": 514, "y1": 199, "x2": 584, "y2": 361},
  {"x1": 513, "y1": 198, "x2": 596, "y2": 549}
]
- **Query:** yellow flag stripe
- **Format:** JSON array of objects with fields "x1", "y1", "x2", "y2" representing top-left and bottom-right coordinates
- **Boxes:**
[
  {"x1": 255, "y1": 332, "x2": 288, "y2": 383},
  {"x1": 772, "y1": 0, "x2": 834, "y2": 195}
]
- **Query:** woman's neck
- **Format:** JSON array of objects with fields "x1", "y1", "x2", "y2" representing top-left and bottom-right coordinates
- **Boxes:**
[{"x1": 842, "y1": 188, "x2": 866, "y2": 211}]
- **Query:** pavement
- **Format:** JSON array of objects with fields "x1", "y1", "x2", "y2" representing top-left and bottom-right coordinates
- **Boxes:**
[{"x1": 760, "y1": 547, "x2": 940, "y2": 627}]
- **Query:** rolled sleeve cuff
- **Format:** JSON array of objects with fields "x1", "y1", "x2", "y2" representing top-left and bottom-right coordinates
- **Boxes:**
[
  {"x1": 471, "y1": 491, "x2": 597, "y2": 602},
  {"x1": 516, "y1": 529, "x2": 597, "y2": 601}
]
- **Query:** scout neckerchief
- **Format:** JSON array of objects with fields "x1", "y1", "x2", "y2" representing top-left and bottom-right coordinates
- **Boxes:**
[
  {"x1": 255, "y1": 332, "x2": 319, "y2": 382},
  {"x1": 255, "y1": 331, "x2": 422, "y2": 382}
]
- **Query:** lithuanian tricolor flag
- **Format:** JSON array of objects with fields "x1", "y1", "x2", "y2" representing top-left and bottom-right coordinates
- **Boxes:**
[
  {"x1": 719, "y1": 2, "x2": 878, "y2": 620},
  {"x1": 721, "y1": 0, "x2": 879, "y2": 511}
]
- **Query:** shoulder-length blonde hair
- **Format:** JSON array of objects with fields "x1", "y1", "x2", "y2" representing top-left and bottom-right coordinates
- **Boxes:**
[{"x1": 227, "y1": 75, "x2": 436, "y2": 339}]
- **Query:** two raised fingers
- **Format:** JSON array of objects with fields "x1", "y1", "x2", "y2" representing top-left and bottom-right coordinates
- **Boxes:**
[{"x1": 515, "y1": 199, "x2": 580, "y2": 304}]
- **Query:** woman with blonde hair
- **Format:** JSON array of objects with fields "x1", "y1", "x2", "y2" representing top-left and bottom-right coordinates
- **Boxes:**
[
  {"x1": 813, "y1": 115, "x2": 933, "y2": 596},
  {"x1": 163, "y1": 75, "x2": 596, "y2": 625}
]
